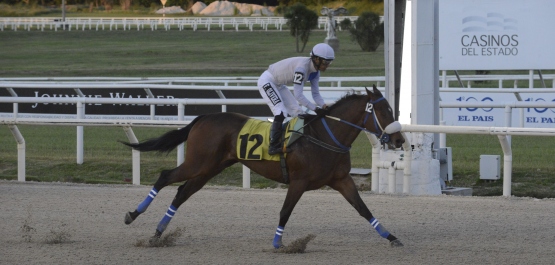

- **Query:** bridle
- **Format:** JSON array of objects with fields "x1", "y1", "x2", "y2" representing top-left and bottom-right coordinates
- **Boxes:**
[{"x1": 316, "y1": 96, "x2": 401, "y2": 153}]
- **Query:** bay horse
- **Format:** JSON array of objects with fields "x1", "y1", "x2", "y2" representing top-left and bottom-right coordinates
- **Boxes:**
[{"x1": 122, "y1": 85, "x2": 405, "y2": 248}]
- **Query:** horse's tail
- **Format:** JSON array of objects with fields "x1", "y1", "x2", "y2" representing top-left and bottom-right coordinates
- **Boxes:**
[{"x1": 120, "y1": 115, "x2": 205, "y2": 153}]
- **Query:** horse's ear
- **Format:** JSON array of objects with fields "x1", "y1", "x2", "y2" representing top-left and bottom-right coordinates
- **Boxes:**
[
  {"x1": 365, "y1": 84, "x2": 382, "y2": 99},
  {"x1": 373, "y1": 84, "x2": 383, "y2": 98},
  {"x1": 372, "y1": 84, "x2": 383, "y2": 96}
]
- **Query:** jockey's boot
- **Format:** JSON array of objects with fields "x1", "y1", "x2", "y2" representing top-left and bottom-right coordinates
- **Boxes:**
[{"x1": 268, "y1": 114, "x2": 284, "y2": 155}]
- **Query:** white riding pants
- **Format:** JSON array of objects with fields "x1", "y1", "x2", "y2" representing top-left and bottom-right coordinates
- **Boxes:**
[{"x1": 258, "y1": 71, "x2": 302, "y2": 117}]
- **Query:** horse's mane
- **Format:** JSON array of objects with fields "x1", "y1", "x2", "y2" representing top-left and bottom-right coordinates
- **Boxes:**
[{"x1": 327, "y1": 91, "x2": 365, "y2": 112}]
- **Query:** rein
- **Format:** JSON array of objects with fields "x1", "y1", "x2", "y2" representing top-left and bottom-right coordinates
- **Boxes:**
[{"x1": 288, "y1": 116, "x2": 350, "y2": 153}]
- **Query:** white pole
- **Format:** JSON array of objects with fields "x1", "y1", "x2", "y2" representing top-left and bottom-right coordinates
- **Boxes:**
[
  {"x1": 177, "y1": 103, "x2": 185, "y2": 166},
  {"x1": 76, "y1": 101, "x2": 84, "y2": 164},
  {"x1": 242, "y1": 165, "x2": 250, "y2": 188},
  {"x1": 504, "y1": 105, "x2": 512, "y2": 145},
  {"x1": 388, "y1": 162, "x2": 396, "y2": 194},
  {"x1": 365, "y1": 132, "x2": 381, "y2": 192},
  {"x1": 9, "y1": 125, "x2": 25, "y2": 182},
  {"x1": 123, "y1": 126, "x2": 140, "y2": 185},
  {"x1": 401, "y1": 132, "x2": 412, "y2": 194},
  {"x1": 497, "y1": 135, "x2": 512, "y2": 197},
  {"x1": 385, "y1": 0, "x2": 396, "y2": 108},
  {"x1": 529, "y1": 69, "x2": 534, "y2": 88},
  {"x1": 399, "y1": 0, "x2": 412, "y2": 125}
]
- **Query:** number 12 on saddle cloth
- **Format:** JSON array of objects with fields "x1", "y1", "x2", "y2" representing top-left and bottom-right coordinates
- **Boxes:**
[{"x1": 236, "y1": 117, "x2": 303, "y2": 161}]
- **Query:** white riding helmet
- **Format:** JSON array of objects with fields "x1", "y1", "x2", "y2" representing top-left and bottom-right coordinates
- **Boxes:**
[{"x1": 310, "y1": 43, "x2": 335, "y2": 60}]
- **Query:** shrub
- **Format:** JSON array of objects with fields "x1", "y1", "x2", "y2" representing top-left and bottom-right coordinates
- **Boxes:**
[
  {"x1": 349, "y1": 11, "x2": 384, "y2": 52},
  {"x1": 339, "y1": 18, "x2": 352, "y2": 31}
]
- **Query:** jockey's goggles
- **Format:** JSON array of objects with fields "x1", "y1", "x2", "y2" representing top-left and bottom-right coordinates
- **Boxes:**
[{"x1": 320, "y1": 58, "x2": 333, "y2": 65}]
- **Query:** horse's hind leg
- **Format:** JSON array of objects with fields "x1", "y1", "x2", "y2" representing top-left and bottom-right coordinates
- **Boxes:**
[
  {"x1": 151, "y1": 172, "x2": 217, "y2": 239},
  {"x1": 125, "y1": 167, "x2": 183, "y2": 225},
  {"x1": 328, "y1": 176, "x2": 403, "y2": 247}
]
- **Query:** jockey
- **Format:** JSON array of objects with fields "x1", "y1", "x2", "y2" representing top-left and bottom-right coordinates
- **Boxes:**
[{"x1": 257, "y1": 43, "x2": 335, "y2": 155}]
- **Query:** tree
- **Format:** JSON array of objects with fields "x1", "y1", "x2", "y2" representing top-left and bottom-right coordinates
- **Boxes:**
[
  {"x1": 349, "y1": 11, "x2": 384, "y2": 52},
  {"x1": 120, "y1": 0, "x2": 131, "y2": 10},
  {"x1": 283, "y1": 3, "x2": 318, "y2": 53}
]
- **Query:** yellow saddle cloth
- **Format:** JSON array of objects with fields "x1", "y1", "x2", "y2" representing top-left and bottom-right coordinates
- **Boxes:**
[{"x1": 236, "y1": 117, "x2": 303, "y2": 161}]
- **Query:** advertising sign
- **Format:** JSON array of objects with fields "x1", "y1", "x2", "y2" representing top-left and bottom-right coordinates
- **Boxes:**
[
  {"x1": 439, "y1": 0, "x2": 555, "y2": 70},
  {"x1": 0, "y1": 88, "x2": 271, "y2": 118},
  {"x1": 440, "y1": 92, "x2": 555, "y2": 128}
]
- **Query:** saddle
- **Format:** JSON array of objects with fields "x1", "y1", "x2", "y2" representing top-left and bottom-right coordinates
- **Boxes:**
[
  {"x1": 235, "y1": 116, "x2": 308, "y2": 184},
  {"x1": 236, "y1": 116, "x2": 306, "y2": 161}
]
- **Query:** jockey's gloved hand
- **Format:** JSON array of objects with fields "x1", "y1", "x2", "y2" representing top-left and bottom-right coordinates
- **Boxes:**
[{"x1": 315, "y1": 107, "x2": 329, "y2": 117}]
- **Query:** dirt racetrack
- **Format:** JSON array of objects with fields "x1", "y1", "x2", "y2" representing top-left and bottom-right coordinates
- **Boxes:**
[{"x1": 1, "y1": 180, "x2": 554, "y2": 265}]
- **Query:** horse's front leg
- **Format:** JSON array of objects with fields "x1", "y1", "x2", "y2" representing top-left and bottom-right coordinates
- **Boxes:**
[
  {"x1": 329, "y1": 176, "x2": 403, "y2": 247},
  {"x1": 272, "y1": 181, "x2": 308, "y2": 248}
]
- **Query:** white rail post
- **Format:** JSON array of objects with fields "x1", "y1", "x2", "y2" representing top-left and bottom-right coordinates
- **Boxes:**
[
  {"x1": 529, "y1": 69, "x2": 534, "y2": 88},
  {"x1": 364, "y1": 132, "x2": 381, "y2": 192},
  {"x1": 144, "y1": 88, "x2": 156, "y2": 120},
  {"x1": 439, "y1": 119, "x2": 446, "y2": 148},
  {"x1": 6, "y1": 87, "x2": 18, "y2": 118},
  {"x1": 242, "y1": 166, "x2": 251, "y2": 188},
  {"x1": 8, "y1": 125, "x2": 25, "y2": 181},
  {"x1": 215, "y1": 90, "x2": 227, "y2": 112},
  {"x1": 123, "y1": 126, "x2": 140, "y2": 185},
  {"x1": 497, "y1": 135, "x2": 512, "y2": 197},
  {"x1": 504, "y1": 105, "x2": 512, "y2": 145},
  {"x1": 76, "y1": 101, "x2": 84, "y2": 164},
  {"x1": 401, "y1": 132, "x2": 412, "y2": 195},
  {"x1": 177, "y1": 103, "x2": 185, "y2": 166},
  {"x1": 388, "y1": 162, "x2": 396, "y2": 193}
]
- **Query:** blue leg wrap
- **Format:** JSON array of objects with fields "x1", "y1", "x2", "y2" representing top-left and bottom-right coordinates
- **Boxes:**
[
  {"x1": 156, "y1": 204, "x2": 177, "y2": 233},
  {"x1": 370, "y1": 217, "x2": 390, "y2": 239},
  {"x1": 137, "y1": 188, "x2": 158, "y2": 213},
  {"x1": 272, "y1": 226, "x2": 284, "y2": 249}
]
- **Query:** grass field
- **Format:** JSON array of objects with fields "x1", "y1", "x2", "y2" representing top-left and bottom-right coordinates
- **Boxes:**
[
  {"x1": 1, "y1": 27, "x2": 554, "y2": 198},
  {"x1": 0, "y1": 30, "x2": 385, "y2": 77}
]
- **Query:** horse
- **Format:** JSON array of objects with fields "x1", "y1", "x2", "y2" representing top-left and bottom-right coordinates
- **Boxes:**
[{"x1": 122, "y1": 85, "x2": 406, "y2": 248}]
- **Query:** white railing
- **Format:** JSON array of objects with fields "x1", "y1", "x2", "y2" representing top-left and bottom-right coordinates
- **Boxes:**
[
  {"x1": 0, "y1": 77, "x2": 385, "y2": 89},
  {"x1": 0, "y1": 16, "x2": 359, "y2": 32},
  {"x1": 402, "y1": 124, "x2": 555, "y2": 197},
  {"x1": 2, "y1": 95, "x2": 555, "y2": 196},
  {"x1": 0, "y1": 17, "x2": 291, "y2": 32},
  {"x1": 2, "y1": 73, "x2": 553, "y2": 89},
  {"x1": 0, "y1": 17, "x2": 277, "y2": 31},
  {"x1": 2, "y1": 74, "x2": 555, "y2": 196},
  {"x1": 1, "y1": 97, "x2": 267, "y2": 186}
]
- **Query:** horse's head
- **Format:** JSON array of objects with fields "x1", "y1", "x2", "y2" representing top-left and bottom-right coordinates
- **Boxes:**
[{"x1": 364, "y1": 85, "x2": 405, "y2": 149}]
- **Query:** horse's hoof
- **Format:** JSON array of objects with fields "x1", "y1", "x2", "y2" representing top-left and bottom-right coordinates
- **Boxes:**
[
  {"x1": 149, "y1": 236, "x2": 160, "y2": 245},
  {"x1": 390, "y1": 239, "x2": 403, "y2": 247},
  {"x1": 273, "y1": 244, "x2": 284, "y2": 249},
  {"x1": 149, "y1": 230, "x2": 162, "y2": 244},
  {"x1": 124, "y1": 212, "x2": 135, "y2": 225}
]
